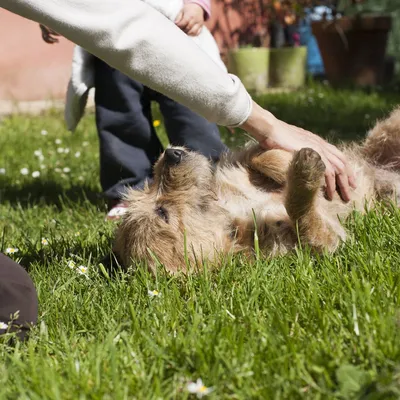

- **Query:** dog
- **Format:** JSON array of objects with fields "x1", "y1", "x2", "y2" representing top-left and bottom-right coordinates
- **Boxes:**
[{"x1": 112, "y1": 107, "x2": 400, "y2": 274}]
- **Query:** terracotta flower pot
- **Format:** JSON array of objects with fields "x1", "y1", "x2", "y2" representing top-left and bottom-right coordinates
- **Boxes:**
[
  {"x1": 311, "y1": 15, "x2": 392, "y2": 86},
  {"x1": 228, "y1": 48, "x2": 270, "y2": 93}
]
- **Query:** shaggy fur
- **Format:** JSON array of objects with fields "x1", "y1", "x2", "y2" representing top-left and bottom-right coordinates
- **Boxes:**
[{"x1": 113, "y1": 107, "x2": 400, "y2": 274}]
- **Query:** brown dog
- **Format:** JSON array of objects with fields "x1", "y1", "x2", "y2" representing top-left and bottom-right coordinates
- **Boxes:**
[{"x1": 113, "y1": 107, "x2": 400, "y2": 274}]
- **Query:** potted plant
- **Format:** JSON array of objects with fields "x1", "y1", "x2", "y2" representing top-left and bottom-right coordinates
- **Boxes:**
[
  {"x1": 226, "y1": 0, "x2": 271, "y2": 94},
  {"x1": 311, "y1": 0, "x2": 394, "y2": 86},
  {"x1": 268, "y1": 1, "x2": 310, "y2": 89}
]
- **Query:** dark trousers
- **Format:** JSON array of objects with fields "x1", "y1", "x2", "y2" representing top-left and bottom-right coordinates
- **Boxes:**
[
  {"x1": 94, "y1": 57, "x2": 227, "y2": 200},
  {"x1": 0, "y1": 254, "x2": 38, "y2": 340}
]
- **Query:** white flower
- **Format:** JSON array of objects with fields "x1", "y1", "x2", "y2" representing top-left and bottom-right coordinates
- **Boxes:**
[
  {"x1": 64, "y1": 148, "x2": 70, "y2": 154},
  {"x1": 74, "y1": 151, "x2": 81, "y2": 158},
  {"x1": 34, "y1": 149, "x2": 43, "y2": 157},
  {"x1": 41, "y1": 129, "x2": 48, "y2": 136},
  {"x1": 78, "y1": 176, "x2": 84, "y2": 181},
  {"x1": 32, "y1": 171, "x2": 40, "y2": 178},
  {"x1": 77, "y1": 265, "x2": 88, "y2": 275},
  {"x1": 57, "y1": 147, "x2": 65, "y2": 154},
  {"x1": 148, "y1": 289, "x2": 161, "y2": 298},
  {"x1": 20, "y1": 168, "x2": 29, "y2": 175},
  {"x1": 0, "y1": 322, "x2": 8, "y2": 330},
  {"x1": 55, "y1": 139, "x2": 62, "y2": 144},
  {"x1": 63, "y1": 167, "x2": 71, "y2": 173},
  {"x1": 40, "y1": 164, "x2": 46, "y2": 170},
  {"x1": 0, "y1": 168, "x2": 5, "y2": 174},
  {"x1": 41, "y1": 238, "x2": 49, "y2": 246},
  {"x1": 67, "y1": 260, "x2": 76, "y2": 269},
  {"x1": 74, "y1": 232, "x2": 80, "y2": 237},
  {"x1": 187, "y1": 379, "x2": 213, "y2": 398},
  {"x1": 5, "y1": 247, "x2": 19, "y2": 254},
  {"x1": 82, "y1": 141, "x2": 89, "y2": 147}
]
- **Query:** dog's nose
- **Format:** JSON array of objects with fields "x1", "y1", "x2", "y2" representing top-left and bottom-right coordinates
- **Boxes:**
[{"x1": 164, "y1": 148, "x2": 185, "y2": 165}]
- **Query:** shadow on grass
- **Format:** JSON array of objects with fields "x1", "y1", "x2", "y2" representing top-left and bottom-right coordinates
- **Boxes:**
[{"x1": 0, "y1": 180, "x2": 104, "y2": 209}]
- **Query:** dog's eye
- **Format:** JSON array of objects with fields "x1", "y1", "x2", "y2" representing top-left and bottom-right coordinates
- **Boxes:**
[{"x1": 155, "y1": 206, "x2": 169, "y2": 223}]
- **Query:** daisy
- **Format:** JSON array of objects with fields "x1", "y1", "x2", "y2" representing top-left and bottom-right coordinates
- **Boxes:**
[
  {"x1": 64, "y1": 148, "x2": 70, "y2": 154},
  {"x1": 32, "y1": 171, "x2": 40, "y2": 178},
  {"x1": 63, "y1": 167, "x2": 71, "y2": 173},
  {"x1": 74, "y1": 232, "x2": 80, "y2": 237},
  {"x1": 57, "y1": 147, "x2": 65, "y2": 153},
  {"x1": 34, "y1": 149, "x2": 43, "y2": 157},
  {"x1": 20, "y1": 168, "x2": 29, "y2": 175},
  {"x1": 0, "y1": 168, "x2": 5, "y2": 174},
  {"x1": 55, "y1": 139, "x2": 62, "y2": 144},
  {"x1": 41, "y1": 238, "x2": 49, "y2": 246},
  {"x1": 0, "y1": 322, "x2": 8, "y2": 330},
  {"x1": 41, "y1": 129, "x2": 48, "y2": 136},
  {"x1": 148, "y1": 289, "x2": 161, "y2": 297},
  {"x1": 82, "y1": 141, "x2": 89, "y2": 147},
  {"x1": 187, "y1": 379, "x2": 213, "y2": 398},
  {"x1": 67, "y1": 260, "x2": 76, "y2": 269},
  {"x1": 153, "y1": 120, "x2": 161, "y2": 128},
  {"x1": 75, "y1": 151, "x2": 81, "y2": 158},
  {"x1": 5, "y1": 247, "x2": 19, "y2": 254},
  {"x1": 77, "y1": 265, "x2": 88, "y2": 275}
]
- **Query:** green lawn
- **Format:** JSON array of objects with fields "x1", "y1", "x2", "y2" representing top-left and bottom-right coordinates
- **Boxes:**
[{"x1": 1, "y1": 84, "x2": 400, "y2": 399}]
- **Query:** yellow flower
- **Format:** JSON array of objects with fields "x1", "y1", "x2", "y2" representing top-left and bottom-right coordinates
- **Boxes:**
[{"x1": 153, "y1": 120, "x2": 161, "y2": 128}]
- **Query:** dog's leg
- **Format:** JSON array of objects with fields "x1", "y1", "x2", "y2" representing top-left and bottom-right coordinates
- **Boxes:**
[
  {"x1": 250, "y1": 149, "x2": 292, "y2": 184},
  {"x1": 285, "y1": 148, "x2": 342, "y2": 252}
]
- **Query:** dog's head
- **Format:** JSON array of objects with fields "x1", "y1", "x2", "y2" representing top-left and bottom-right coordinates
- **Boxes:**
[{"x1": 113, "y1": 147, "x2": 232, "y2": 274}]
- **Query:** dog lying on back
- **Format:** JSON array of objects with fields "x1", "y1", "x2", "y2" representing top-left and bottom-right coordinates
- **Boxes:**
[{"x1": 113, "y1": 107, "x2": 400, "y2": 274}]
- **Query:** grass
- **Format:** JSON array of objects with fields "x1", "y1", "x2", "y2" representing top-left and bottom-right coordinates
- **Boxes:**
[{"x1": 1, "y1": 84, "x2": 400, "y2": 399}]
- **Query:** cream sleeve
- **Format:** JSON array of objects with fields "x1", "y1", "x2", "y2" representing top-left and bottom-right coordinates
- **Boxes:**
[{"x1": 1, "y1": 0, "x2": 253, "y2": 126}]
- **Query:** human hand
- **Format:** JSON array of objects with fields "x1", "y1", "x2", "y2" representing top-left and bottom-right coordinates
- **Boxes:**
[
  {"x1": 39, "y1": 24, "x2": 60, "y2": 44},
  {"x1": 175, "y1": 3, "x2": 205, "y2": 37},
  {"x1": 240, "y1": 101, "x2": 357, "y2": 202}
]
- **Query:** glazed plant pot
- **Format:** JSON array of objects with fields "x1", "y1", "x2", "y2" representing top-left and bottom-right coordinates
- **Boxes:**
[
  {"x1": 228, "y1": 47, "x2": 270, "y2": 93},
  {"x1": 311, "y1": 15, "x2": 392, "y2": 86},
  {"x1": 269, "y1": 46, "x2": 308, "y2": 88}
]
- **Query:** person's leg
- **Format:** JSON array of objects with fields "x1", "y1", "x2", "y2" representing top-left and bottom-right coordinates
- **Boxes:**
[
  {"x1": 154, "y1": 92, "x2": 227, "y2": 161},
  {"x1": 94, "y1": 58, "x2": 163, "y2": 202},
  {"x1": 0, "y1": 254, "x2": 38, "y2": 340}
]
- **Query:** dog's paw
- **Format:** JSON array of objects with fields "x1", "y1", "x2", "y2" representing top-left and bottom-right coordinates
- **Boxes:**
[{"x1": 290, "y1": 148, "x2": 326, "y2": 190}]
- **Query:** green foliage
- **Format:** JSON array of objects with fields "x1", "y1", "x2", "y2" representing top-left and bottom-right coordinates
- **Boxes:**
[{"x1": 1, "y1": 84, "x2": 400, "y2": 399}]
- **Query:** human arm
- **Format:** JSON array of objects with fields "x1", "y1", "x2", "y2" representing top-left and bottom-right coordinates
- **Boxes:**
[{"x1": 1, "y1": 0, "x2": 356, "y2": 200}]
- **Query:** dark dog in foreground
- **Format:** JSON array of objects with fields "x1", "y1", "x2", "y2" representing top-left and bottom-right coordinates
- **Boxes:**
[{"x1": 112, "y1": 107, "x2": 400, "y2": 274}]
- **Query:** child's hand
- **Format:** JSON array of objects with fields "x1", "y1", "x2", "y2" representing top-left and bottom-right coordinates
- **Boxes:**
[
  {"x1": 175, "y1": 3, "x2": 205, "y2": 37},
  {"x1": 39, "y1": 24, "x2": 60, "y2": 44}
]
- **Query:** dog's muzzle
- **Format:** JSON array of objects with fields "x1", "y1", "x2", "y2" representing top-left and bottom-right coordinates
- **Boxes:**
[{"x1": 164, "y1": 148, "x2": 185, "y2": 166}]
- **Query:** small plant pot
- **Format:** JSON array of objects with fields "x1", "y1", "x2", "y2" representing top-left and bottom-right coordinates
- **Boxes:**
[
  {"x1": 269, "y1": 46, "x2": 308, "y2": 89},
  {"x1": 311, "y1": 15, "x2": 392, "y2": 86},
  {"x1": 228, "y1": 47, "x2": 270, "y2": 93}
]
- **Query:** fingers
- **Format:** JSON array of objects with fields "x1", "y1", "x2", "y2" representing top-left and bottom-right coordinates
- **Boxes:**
[
  {"x1": 324, "y1": 141, "x2": 357, "y2": 189},
  {"x1": 322, "y1": 152, "x2": 352, "y2": 202},
  {"x1": 187, "y1": 24, "x2": 202, "y2": 36},
  {"x1": 39, "y1": 25, "x2": 60, "y2": 44},
  {"x1": 174, "y1": 10, "x2": 184, "y2": 24}
]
